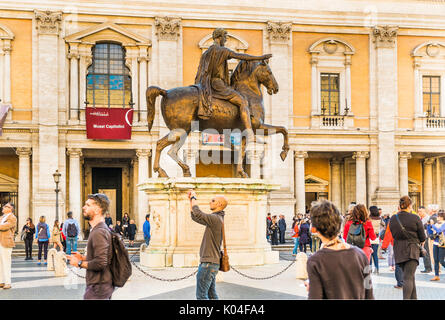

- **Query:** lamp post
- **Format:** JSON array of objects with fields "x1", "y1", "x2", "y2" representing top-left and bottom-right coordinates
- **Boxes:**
[{"x1": 53, "y1": 169, "x2": 61, "y2": 222}]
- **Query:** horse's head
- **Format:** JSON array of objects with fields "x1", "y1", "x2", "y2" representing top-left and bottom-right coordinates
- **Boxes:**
[
  {"x1": 231, "y1": 60, "x2": 279, "y2": 95},
  {"x1": 256, "y1": 60, "x2": 279, "y2": 95}
]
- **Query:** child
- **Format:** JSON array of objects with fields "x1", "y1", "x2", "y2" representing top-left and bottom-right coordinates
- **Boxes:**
[{"x1": 127, "y1": 219, "x2": 137, "y2": 247}]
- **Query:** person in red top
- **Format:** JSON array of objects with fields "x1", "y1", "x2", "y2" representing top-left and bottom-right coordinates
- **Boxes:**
[
  {"x1": 343, "y1": 204, "x2": 377, "y2": 261},
  {"x1": 292, "y1": 221, "x2": 299, "y2": 255}
]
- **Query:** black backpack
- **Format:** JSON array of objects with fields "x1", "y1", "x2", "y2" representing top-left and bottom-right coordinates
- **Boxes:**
[
  {"x1": 66, "y1": 222, "x2": 78, "y2": 238},
  {"x1": 346, "y1": 222, "x2": 366, "y2": 249},
  {"x1": 108, "y1": 230, "x2": 132, "y2": 287}
]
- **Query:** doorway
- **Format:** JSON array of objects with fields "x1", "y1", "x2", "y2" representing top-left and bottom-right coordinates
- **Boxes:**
[{"x1": 92, "y1": 167, "x2": 122, "y2": 223}]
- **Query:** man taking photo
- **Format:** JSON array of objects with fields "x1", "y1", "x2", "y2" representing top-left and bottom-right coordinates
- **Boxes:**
[
  {"x1": 188, "y1": 190, "x2": 227, "y2": 300},
  {"x1": 66, "y1": 193, "x2": 114, "y2": 300}
]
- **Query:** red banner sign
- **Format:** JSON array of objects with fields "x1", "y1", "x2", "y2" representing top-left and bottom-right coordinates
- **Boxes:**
[{"x1": 86, "y1": 107, "x2": 133, "y2": 140}]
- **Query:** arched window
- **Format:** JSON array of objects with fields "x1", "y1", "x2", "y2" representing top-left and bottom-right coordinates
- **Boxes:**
[{"x1": 86, "y1": 43, "x2": 132, "y2": 108}]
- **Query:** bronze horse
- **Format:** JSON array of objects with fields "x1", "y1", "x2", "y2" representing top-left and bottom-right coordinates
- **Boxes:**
[{"x1": 146, "y1": 60, "x2": 289, "y2": 178}]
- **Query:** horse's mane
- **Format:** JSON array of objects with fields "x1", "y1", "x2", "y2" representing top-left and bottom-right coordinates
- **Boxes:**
[{"x1": 230, "y1": 60, "x2": 258, "y2": 86}]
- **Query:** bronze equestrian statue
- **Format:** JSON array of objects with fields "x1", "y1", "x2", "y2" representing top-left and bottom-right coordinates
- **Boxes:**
[{"x1": 146, "y1": 28, "x2": 289, "y2": 178}]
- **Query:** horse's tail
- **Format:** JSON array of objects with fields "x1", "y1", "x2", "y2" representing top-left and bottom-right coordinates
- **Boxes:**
[{"x1": 146, "y1": 86, "x2": 167, "y2": 132}]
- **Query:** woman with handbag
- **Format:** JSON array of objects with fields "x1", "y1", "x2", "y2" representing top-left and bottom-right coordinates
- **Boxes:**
[
  {"x1": 21, "y1": 218, "x2": 35, "y2": 260},
  {"x1": 270, "y1": 216, "x2": 279, "y2": 245},
  {"x1": 389, "y1": 196, "x2": 426, "y2": 300},
  {"x1": 428, "y1": 210, "x2": 445, "y2": 281}
]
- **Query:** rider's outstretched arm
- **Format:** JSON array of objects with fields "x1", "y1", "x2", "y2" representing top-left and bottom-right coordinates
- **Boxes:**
[{"x1": 229, "y1": 50, "x2": 272, "y2": 61}]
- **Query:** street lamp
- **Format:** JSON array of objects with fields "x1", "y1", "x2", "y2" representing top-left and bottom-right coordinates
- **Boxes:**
[{"x1": 53, "y1": 169, "x2": 61, "y2": 222}]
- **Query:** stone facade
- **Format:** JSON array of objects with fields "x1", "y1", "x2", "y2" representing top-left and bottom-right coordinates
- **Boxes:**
[{"x1": 0, "y1": 1, "x2": 445, "y2": 240}]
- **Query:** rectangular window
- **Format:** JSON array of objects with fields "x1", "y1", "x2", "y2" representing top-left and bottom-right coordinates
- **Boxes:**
[
  {"x1": 320, "y1": 73, "x2": 340, "y2": 115},
  {"x1": 423, "y1": 75, "x2": 440, "y2": 117}
]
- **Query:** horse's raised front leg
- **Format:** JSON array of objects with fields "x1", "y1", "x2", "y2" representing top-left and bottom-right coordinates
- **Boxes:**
[
  {"x1": 234, "y1": 135, "x2": 249, "y2": 178},
  {"x1": 256, "y1": 123, "x2": 289, "y2": 161},
  {"x1": 166, "y1": 129, "x2": 191, "y2": 177}
]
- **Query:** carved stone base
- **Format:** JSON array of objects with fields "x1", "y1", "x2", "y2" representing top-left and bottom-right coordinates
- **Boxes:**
[
  {"x1": 138, "y1": 177, "x2": 280, "y2": 267},
  {"x1": 371, "y1": 187, "x2": 401, "y2": 214}
]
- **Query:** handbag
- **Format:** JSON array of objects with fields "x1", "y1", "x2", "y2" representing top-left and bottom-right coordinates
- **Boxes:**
[
  {"x1": 395, "y1": 214, "x2": 427, "y2": 258},
  {"x1": 219, "y1": 219, "x2": 230, "y2": 272}
]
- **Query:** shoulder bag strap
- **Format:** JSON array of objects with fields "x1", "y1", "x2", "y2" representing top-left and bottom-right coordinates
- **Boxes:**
[
  {"x1": 221, "y1": 218, "x2": 227, "y2": 256},
  {"x1": 395, "y1": 214, "x2": 418, "y2": 242}
]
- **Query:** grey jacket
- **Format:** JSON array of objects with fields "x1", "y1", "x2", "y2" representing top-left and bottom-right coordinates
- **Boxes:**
[{"x1": 191, "y1": 205, "x2": 224, "y2": 264}]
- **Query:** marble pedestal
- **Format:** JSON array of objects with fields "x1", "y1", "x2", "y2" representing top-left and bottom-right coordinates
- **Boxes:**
[{"x1": 138, "y1": 177, "x2": 280, "y2": 268}]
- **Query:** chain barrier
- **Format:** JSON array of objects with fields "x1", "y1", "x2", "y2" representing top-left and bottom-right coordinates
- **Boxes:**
[
  {"x1": 129, "y1": 251, "x2": 199, "y2": 282},
  {"x1": 65, "y1": 246, "x2": 297, "y2": 282},
  {"x1": 230, "y1": 260, "x2": 295, "y2": 280}
]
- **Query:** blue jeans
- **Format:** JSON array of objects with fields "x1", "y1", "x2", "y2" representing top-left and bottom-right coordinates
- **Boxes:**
[
  {"x1": 196, "y1": 262, "x2": 219, "y2": 300},
  {"x1": 144, "y1": 235, "x2": 150, "y2": 246},
  {"x1": 433, "y1": 245, "x2": 445, "y2": 276},
  {"x1": 292, "y1": 238, "x2": 300, "y2": 254},
  {"x1": 395, "y1": 263, "x2": 404, "y2": 287},
  {"x1": 66, "y1": 237, "x2": 78, "y2": 255},
  {"x1": 370, "y1": 243, "x2": 379, "y2": 271}
]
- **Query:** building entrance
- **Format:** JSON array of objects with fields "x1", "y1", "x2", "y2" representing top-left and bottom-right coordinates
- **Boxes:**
[{"x1": 92, "y1": 167, "x2": 122, "y2": 223}]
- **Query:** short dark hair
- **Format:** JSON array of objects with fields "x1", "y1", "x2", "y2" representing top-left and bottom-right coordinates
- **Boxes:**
[
  {"x1": 67, "y1": 211, "x2": 73, "y2": 219},
  {"x1": 145, "y1": 214, "x2": 150, "y2": 220},
  {"x1": 310, "y1": 200, "x2": 342, "y2": 240},
  {"x1": 418, "y1": 206, "x2": 426, "y2": 210},
  {"x1": 438, "y1": 210, "x2": 445, "y2": 219},
  {"x1": 369, "y1": 206, "x2": 380, "y2": 217},
  {"x1": 87, "y1": 193, "x2": 110, "y2": 215}
]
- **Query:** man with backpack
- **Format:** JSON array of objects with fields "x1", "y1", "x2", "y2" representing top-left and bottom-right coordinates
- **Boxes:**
[
  {"x1": 66, "y1": 193, "x2": 131, "y2": 300},
  {"x1": 62, "y1": 211, "x2": 80, "y2": 255}
]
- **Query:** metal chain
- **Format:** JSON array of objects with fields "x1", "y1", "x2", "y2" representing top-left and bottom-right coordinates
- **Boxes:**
[
  {"x1": 129, "y1": 251, "x2": 198, "y2": 282},
  {"x1": 230, "y1": 260, "x2": 295, "y2": 280},
  {"x1": 67, "y1": 265, "x2": 86, "y2": 279}
]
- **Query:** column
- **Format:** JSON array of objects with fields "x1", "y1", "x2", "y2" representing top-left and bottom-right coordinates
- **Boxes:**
[
  {"x1": 330, "y1": 157, "x2": 342, "y2": 208},
  {"x1": 266, "y1": 21, "x2": 295, "y2": 220},
  {"x1": 68, "y1": 43, "x2": 79, "y2": 120},
  {"x1": 247, "y1": 143, "x2": 264, "y2": 179},
  {"x1": 78, "y1": 44, "x2": 92, "y2": 120},
  {"x1": 154, "y1": 17, "x2": 182, "y2": 177},
  {"x1": 17, "y1": 148, "x2": 32, "y2": 230},
  {"x1": 399, "y1": 152, "x2": 411, "y2": 197},
  {"x1": 136, "y1": 149, "x2": 151, "y2": 237},
  {"x1": 67, "y1": 148, "x2": 82, "y2": 223},
  {"x1": 371, "y1": 25, "x2": 400, "y2": 212},
  {"x1": 353, "y1": 151, "x2": 369, "y2": 205},
  {"x1": 34, "y1": 10, "x2": 62, "y2": 223},
  {"x1": 125, "y1": 47, "x2": 139, "y2": 121},
  {"x1": 344, "y1": 53, "x2": 352, "y2": 113},
  {"x1": 3, "y1": 40, "x2": 11, "y2": 121},
  {"x1": 138, "y1": 47, "x2": 148, "y2": 122},
  {"x1": 310, "y1": 55, "x2": 318, "y2": 115},
  {"x1": 294, "y1": 151, "x2": 308, "y2": 214},
  {"x1": 424, "y1": 157, "x2": 434, "y2": 206}
]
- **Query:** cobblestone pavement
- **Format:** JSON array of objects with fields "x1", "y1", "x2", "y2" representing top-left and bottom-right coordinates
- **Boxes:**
[{"x1": 0, "y1": 251, "x2": 444, "y2": 300}]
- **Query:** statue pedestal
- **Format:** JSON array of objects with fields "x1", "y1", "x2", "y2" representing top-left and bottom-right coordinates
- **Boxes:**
[{"x1": 138, "y1": 177, "x2": 280, "y2": 268}]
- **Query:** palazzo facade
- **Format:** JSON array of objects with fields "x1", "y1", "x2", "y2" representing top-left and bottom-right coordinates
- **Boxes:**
[{"x1": 1, "y1": 0, "x2": 445, "y2": 237}]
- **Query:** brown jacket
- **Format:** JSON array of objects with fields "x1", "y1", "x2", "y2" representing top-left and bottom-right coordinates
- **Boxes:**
[
  {"x1": 0, "y1": 213, "x2": 17, "y2": 248},
  {"x1": 86, "y1": 221, "x2": 112, "y2": 286}
]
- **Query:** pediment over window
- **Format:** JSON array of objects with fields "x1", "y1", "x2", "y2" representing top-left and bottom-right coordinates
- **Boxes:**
[
  {"x1": 198, "y1": 33, "x2": 248, "y2": 53},
  {"x1": 0, "y1": 173, "x2": 18, "y2": 192},
  {"x1": 308, "y1": 37, "x2": 355, "y2": 56},
  {"x1": 305, "y1": 175, "x2": 329, "y2": 185},
  {"x1": 0, "y1": 23, "x2": 13, "y2": 40},
  {"x1": 408, "y1": 177, "x2": 421, "y2": 193},
  {"x1": 65, "y1": 22, "x2": 151, "y2": 47},
  {"x1": 412, "y1": 41, "x2": 445, "y2": 58}
]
